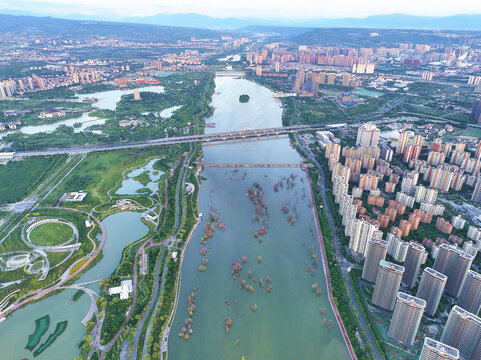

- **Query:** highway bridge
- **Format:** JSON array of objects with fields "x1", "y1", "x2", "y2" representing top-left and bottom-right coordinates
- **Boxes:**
[
  {"x1": 214, "y1": 70, "x2": 246, "y2": 77},
  {"x1": 10, "y1": 124, "x2": 321, "y2": 157}
]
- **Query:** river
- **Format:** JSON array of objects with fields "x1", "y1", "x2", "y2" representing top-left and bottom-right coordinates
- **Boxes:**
[
  {"x1": 167, "y1": 77, "x2": 350, "y2": 359},
  {"x1": 0, "y1": 77, "x2": 349, "y2": 360}
]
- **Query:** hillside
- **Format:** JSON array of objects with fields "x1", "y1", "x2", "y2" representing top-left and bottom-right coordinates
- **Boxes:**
[{"x1": 0, "y1": 14, "x2": 223, "y2": 42}]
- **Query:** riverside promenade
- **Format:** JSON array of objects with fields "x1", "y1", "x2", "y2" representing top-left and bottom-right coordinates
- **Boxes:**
[{"x1": 306, "y1": 170, "x2": 357, "y2": 360}]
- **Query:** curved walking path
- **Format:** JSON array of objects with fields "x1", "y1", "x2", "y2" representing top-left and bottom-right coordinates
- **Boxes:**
[
  {"x1": 0, "y1": 208, "x2": 106, "y2": 321},
  {"x1": 60, "y1": 284, "x2": 99, "y2": 326},
  {"x1": 306, "y1": 171, "x2": 357, "y2": 360}
]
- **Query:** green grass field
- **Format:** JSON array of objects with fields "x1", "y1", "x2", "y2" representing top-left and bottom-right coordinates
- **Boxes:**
[
  {"x1": 29, "y1": 222, "x2": 74, "y2": 246},
  {"x1": 463, "y1": 128, "x2": 481, "y2": 137}
]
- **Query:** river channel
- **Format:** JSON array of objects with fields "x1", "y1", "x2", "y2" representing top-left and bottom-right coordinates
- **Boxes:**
[
  {"x1": 167, "y1": 77, "x2": 349, "y2": 359},
  {"x1": 0, "y1": 76, "x2": 349, "y2": 360}
]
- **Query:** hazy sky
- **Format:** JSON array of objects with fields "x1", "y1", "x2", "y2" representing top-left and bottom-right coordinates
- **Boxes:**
[{"x1": 1, "y1": 0, "x2": 481, "y2": 18}]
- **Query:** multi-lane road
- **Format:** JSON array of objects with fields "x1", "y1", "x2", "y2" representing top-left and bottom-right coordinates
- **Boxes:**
[{"x1": 9, "y1": 125, "x2": 319, "y2": 158}]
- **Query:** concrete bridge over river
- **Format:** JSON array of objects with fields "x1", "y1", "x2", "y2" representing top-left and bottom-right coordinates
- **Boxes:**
[{"x1": 7, "y1": 124, "x2": 322, "y2": 158}]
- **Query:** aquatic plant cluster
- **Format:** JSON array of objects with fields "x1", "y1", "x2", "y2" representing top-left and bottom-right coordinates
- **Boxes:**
[
  {"x1": 182, "y1": 206, "x2": 226, "y2": 340},
  {"x1": 274, "y1": 173, "x2": 308, "y2": 226},
  {"x1": 273, "y1": 173, "x2": 298, "y2": 192},
  {"x1": 247, "y1": 183, "x2": 270, "y2": 241},
  {"x1": 306, "y1": 245, "x2": 319, "y2": 276},
  {"x1": 223, "y1": 255, "x2": 274, "y2": 343},
  {"x1": 198, "y1": 205, "x2": 225, "y2": 271},
  {"x1": 227, "y1": 168, "x2": 247, "y2": 182},
  {"x1": 179, "y1": 292, "x2": 196, "y2": 340}
]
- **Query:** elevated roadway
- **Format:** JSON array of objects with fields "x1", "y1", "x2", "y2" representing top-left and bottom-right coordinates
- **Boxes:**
[{"x1": 11, "y1": 124, "x2": 321, "y2": 158}]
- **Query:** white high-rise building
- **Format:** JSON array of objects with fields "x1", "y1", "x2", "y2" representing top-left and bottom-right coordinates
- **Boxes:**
[
  {"x1": 463, "y1": 241, "x2": 478, "y2": 257},
  {"x1": 362, "y1": 238, "x2": 388, "y2": 282},
  {"x1": 416, "y1": 267, "x2": 447, "y2": 316},
  {"x1": 419, "y1": 337, "x2": 459, "y2": 360},
  {"x1": 346, "y1": 218, "x2": 378, "y2": 256},
  {"x1": 396, "y1": 192, "x2": 415, "y2": 208},
  {"x1": 467, "y1": 226, "x2": 481, "y2": 242},
  {"x1": 356, "y1": 123, "x2": 380, "y2": 147},
  {"x1": 402, "y1": 241, "x2": 427, "y2": 289},
  {"x1": 372, "y1": 260, "x2": 405, "y2": 311},
  {"x1": 387, "y1": 232, "x2": 409, "y2": 262},
  {"x1": 333, "y1": 176, "x2": 349, "y2": 204},
  {"x1": 415, "y1": 186, "x2": 438, "y2": 204},
  {"x1": 388, "y1": 292, "x2": 426, "y2": 346},
  {"x1": 457, "y1": 270, "x2": 481, "y2": 315},
  {"x1": 433, "y1": 244, "x2": 474, "y2": 298},
  {"x1": 441, "y1": 306, "x2": 481, "y2": 360},
  {"x1": 451, "y1": 215, "x2": 466, "y2": 230}
]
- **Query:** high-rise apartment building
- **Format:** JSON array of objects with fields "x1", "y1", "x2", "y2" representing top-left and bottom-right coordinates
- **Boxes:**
[
  {"x1": 415, "y1": 186, "x2": 438, "y2": 204},
  {"x1": 457, "y1": 270, "x2": 481, "y2": 315},
  {"x1": 416, "y1": 267, "x2": 447, "y2": 316},
  {"x1": 372, "y1": 260, "x2": 405, "y2": 311},
  {"x1": 419, "y1": 337, "x2": 459, "y2": 360},
  {"x1": 333, "y1": 176, "x2": 349, "y2": 203},
  {"x1": 358, "y1": 174, "x2": 379, "y2": 190},
  {"x1": 403, "y1": 145, "x2": 422, "y2": 163},
  {"x1": 467, "y1": 226, "x2": 481, "y2": 241},
  {"x1": 413, "y1": 134, "x2": 425, "y2": 147},
  {"x1": 433, "y1": 244, "x2": 474, "y2": 298},
  {"x1": 356, "y1": 123, "x2": 380, "y2": 147},
  {"x1": 362, "y1": 238, "x2": 388, "y2": 282},
  {"x1": 427, "y1": 151, "x2": 446, "y2": 166},
  {"x1": 346, "y1": 218, "x2": 378, "y2": 256},
  {"x1": 441, "y1": 306, "x2": 481, "y2": 360},
  {"x1": 402, "y1": 241, "x2": 427, "y2": 288},
  {"x1": 341, "y1": 73, "x2": 351, "y2": 87},
  {"x1": 387, "y1": 232, "x2": 409, "y2": 262},
  {"x1": 472, "y1": 179, "x2": 481, "y2": 204},
  {"x1": 472, "y1": 99, "x2": 481, "y2": 124},
  {"x1": 451, "y1": 215, "x2": 466, "y2": 230},
  {"x1": 397, "y1": 131, "x2": 411, "y2": 154},
  {"x1": 325, "y1": 142, "x2": 341, "y2": 162},
  {"x1": 475, "y1": 140, "x2": 481, "y2": 160},
  {"x1": 387, "y1": 292, "x2": 426, "y2": 346}
]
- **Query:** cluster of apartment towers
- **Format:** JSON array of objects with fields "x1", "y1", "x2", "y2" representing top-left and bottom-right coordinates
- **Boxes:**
[{"x1": 324, "y1": 124, "x2": 481, "y2": 360}]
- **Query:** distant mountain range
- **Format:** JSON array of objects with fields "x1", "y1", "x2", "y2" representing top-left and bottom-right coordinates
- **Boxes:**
[
  {"x1": 0, "y1": 14, "x2": 223, "y2": 42},
  {"x1": 2, "y1": 10, "x2": 481, "y2": 31}
]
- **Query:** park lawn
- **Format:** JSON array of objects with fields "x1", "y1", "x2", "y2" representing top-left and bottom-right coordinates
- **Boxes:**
[
  {"x1": 30, "y1": 222, "x2": 74, "y2": 246},
  {"x1": 463, "y1": 128, "x2": 481, "y2": 137},
  {"x1": 44, "y1": 148, "x2": 164, "y2": 207}
]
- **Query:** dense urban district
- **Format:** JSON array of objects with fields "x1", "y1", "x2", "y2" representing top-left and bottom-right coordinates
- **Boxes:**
[{"x1": 0, "y1": 13, "x2": 481, "y2": 360}]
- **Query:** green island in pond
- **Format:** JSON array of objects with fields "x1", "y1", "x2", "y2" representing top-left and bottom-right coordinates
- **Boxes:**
[
  {"x1": 25, "y1": 315, "x2": 50, "y2": 351},
  {"x1": 33, "y1": 320, "x2": 68, "y2": 357},
  {"x1": 239, "y1": 94, "x2": 250, "y2": 103}
]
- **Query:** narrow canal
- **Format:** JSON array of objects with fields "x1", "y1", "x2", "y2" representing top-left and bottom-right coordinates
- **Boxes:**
[{"x1": 167, "y1": 77, "x2": 350, "y2": 359}]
